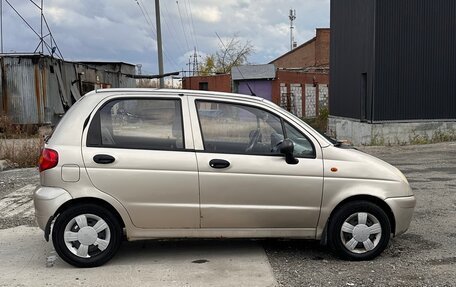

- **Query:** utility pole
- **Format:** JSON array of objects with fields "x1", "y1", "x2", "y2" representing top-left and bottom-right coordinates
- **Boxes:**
[
  {"x1": 187, "y1": 56, "x2": 191, "y2": 76},
  {"x1": 40, "y1": 0, "x2": 43, "y2": 54},
  {"x1": 1, "y1": 0, "x2": 3, "y2": 53},
  {"x1": 289, "y1": 9, "x2": 296, "y2": 51},
  {"x1": 155, "y1": 0, "x2": 164, "y2": 88}
]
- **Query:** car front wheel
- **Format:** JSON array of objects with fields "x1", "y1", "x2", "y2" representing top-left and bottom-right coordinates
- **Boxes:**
[
  {"x1": 328, "y1": 201, "x2": 391, "y2": 260},
  {"x1": 51, "y1": 203, "x2": 122, "y2": 267}
]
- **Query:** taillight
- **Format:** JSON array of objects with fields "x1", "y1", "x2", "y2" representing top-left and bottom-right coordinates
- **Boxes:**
[{"x1": 38, "y1": 148, "x2": 59, "y2": 172}]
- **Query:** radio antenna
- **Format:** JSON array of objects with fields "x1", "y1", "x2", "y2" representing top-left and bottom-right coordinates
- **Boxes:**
[{"x1": 289, "y1": 9, "x2": 296, "y2": 50}]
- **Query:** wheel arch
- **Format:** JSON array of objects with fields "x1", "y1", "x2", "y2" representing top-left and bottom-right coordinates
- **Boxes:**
[
  {"x1": 54, "y1": 197, "x2": 126, "y2": 230},
  {"x1": 320, "y1": 195, "x2": 396, "y2": 245}
]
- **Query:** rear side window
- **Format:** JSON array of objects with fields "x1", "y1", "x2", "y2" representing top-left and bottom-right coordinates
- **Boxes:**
[{"x1": 87, "y1": 98, "x2": 184, "y2": 150}]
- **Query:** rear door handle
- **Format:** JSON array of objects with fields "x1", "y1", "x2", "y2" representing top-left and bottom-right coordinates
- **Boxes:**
[
  {"x1": 93, "y1": 154, "x2": 115, "y2": 164},
  {"x1": 209, "y1": 159, "x2": 230, "y2": 169}
]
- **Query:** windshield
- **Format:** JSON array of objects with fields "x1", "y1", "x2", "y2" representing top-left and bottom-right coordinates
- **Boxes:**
[{"x1": 316, "y1": 129, "x2": 338, "y2": 144}]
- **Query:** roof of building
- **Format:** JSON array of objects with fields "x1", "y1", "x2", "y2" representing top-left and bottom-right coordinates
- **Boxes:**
[
  {"x1": 268, "y1": 37, "x2": 316, "y2": 64},
  {"x1": 79, "y1": 61, "x2": 136, "y2": 67},
  {"x1": 231, "y1": 64, "x2": 276, "y2": 80},
  {"x1": 0, "y1": 53, "x2": 136, "y2": 67},
  {"x1": 268, "y1": 28, "x2": 329, "y2": 65}
]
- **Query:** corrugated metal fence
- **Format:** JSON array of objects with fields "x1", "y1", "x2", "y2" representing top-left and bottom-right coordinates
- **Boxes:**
[{"x1": 0, "y1": 55, "x2": 135, "y2": 125}]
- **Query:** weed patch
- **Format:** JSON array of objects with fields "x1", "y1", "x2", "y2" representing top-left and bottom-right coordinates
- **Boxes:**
[{"x1": 0, "y1": 115, "x2": 42, "y2": 168}]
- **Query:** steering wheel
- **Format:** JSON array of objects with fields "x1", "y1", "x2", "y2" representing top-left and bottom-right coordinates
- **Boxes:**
[
  {"x1": 271, "y1": 139, "x2": 284, "y2": 153},
  {"x1": 245, "y1": 129, "x2": 261, "y2": 152},
  {"x1": 270, "y1": 132, "x2": 284, "y2": 153}
]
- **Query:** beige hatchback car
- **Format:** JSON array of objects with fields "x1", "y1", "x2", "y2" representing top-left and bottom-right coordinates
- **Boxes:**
[{"x1": 34, "y1": 89, "x2": 415, "y2": 267}]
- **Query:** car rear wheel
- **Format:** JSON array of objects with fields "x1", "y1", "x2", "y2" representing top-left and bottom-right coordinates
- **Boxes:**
[
  {"x1": 328, "y1": 201, "x2": 391, "y2": 260},
  {"x1": 52, "y1": 203, "x2": 122, "y2": 267}
]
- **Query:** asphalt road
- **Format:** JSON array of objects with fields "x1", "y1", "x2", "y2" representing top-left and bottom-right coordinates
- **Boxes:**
[
  {"x1": 0, "y1": 142, "x2": 455, "y2": 286},
  {"x1": 265, "y1": 142, "x2": 456, "y2": 287}
]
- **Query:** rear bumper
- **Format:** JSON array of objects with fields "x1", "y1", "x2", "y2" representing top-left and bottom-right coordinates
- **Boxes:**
[
  {"x1": 385, "y1": 195, "x2": 416, "y2": 236},
  {"x1": 33, "y1": 186, "x2": 72, "y2": 231}
]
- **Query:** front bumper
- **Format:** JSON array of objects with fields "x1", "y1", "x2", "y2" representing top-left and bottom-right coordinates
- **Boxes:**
[
  {"x1": 385, "y1": 195, "x2": 416, "y2": 236},
  {"x1": 33, "y1": 186, "x2": 72, "y2": 231}
]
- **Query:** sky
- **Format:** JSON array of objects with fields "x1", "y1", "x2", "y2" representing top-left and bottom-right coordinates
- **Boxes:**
[{"x1": 1, "y1": 0, "x2": 330, "y2": 75}]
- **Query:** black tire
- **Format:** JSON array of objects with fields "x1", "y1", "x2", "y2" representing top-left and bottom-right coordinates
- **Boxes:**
[
  {"x1": 52, "y1": 203, "x2": 122, "y2": 267},
  {"x1": 328, "y1": 200, "x2": 391, "y2": 261}
]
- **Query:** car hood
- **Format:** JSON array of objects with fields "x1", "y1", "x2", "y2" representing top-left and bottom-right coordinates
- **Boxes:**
[{"x1": 322, "y1": 145, "x2": 409, "y2": 184}]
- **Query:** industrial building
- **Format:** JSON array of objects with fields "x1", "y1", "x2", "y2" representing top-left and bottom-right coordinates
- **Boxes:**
[
  {"x1": 182, "y1": 28, "x2": 330, "y2": 119},
  {"x1": 329, "y1": 0, "x2": 456, "y2": 144},
  {"x1": 0, "y1": 54, "x2": 136, "y2": 125}
]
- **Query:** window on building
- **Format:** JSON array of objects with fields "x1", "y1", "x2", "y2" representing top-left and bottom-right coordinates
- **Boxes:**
[{"x1": 199, "y1": 82, "x2": 209, "y2": 91}]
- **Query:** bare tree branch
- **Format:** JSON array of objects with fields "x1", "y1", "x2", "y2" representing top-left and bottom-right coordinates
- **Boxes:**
[{"x1": 199, "y1": 34, "x2": 254, "y2": 75}]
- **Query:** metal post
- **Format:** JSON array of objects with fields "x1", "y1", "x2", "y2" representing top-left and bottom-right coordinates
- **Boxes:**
[
  {"x1": 41, "y1": 0, "x2": 43, "y2": 54},
  {"x1": 1, "y1": 0, "x2": 3, "y2": 53},
  {"x1": 155, "y1": 0, "x2": 164, "y2": 88}
]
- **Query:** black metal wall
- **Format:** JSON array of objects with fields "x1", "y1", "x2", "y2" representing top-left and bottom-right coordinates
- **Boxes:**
[
  {"x1": 374, "y1": 0, "x2": 456, "y2": 121},
  {"x1": 330, "y1": 0, "x2": 456, "y2": 122},
  {"x1": 330, "y1": 0, "x2": 375, "y2": 121}
]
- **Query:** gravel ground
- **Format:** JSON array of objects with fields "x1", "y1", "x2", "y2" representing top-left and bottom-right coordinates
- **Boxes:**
[
  {"x1": 0, "y1": 142, "x2": 455, "y2": 286},
  {"x1": 0, "y1": 168, "x2": 38, "y2": 229},
  {"x1": 264, "y1": 142, "x2": 456, "y2": 287}
]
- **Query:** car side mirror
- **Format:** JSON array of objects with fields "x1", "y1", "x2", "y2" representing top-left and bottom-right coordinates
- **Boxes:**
[{"x1": 279, "y1": 139, "x2": 299, "y2": 165}]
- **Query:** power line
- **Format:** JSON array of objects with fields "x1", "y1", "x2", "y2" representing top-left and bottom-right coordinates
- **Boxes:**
[
  {"x1": 139, "y1": 0, "x2": 155, "y2": 30},
  {"x1": 176, "y1": 1, "x2": 190, "y2": 51},
  {"x1": 135, "y1": 0, "x2": 157, "y2": 39},
  {"x1": 134, "y1": 0, "x2": 179, "y2": 70},
  {"x1": 183, "y1": 0, "x2": 197, "y2": 51},
  {"x1": 160, "y1": 2, "x2": 186, "y2": 56},
  {"x1": 187, "y1": 0, "x2": 199, "y2": 52}
]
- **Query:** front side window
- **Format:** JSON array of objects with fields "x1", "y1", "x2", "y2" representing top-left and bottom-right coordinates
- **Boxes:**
[
  {"x1": 87, "y1": 98, "x2": 184, "y2": 150},
  {"x1": 284, "y1": 121, "x2": 315, "y2": 158},
  {"x1": 196, "y1": 101, "x2": 314, "y2": 157}
]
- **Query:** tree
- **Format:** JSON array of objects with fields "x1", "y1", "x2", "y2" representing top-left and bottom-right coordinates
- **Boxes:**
[
  {"x1": 199, "y1": 34, "x2": 254, "y2": 75},
  {"x1": 198, "y1": 54, "x2": 216, "y2": 76}
]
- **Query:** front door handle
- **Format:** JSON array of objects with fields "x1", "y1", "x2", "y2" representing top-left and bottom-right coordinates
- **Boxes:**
[
  {"x1": 209, "y1": 159, "x2": 230, "y2": 169},
  {"x1": 93, "y1": 154, "x2": 115, "y2": 164}
]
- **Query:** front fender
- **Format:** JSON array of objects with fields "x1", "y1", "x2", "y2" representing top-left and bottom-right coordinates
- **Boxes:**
[{"x1": 316, "y1": 178, "x2": 410, "y2": 238}]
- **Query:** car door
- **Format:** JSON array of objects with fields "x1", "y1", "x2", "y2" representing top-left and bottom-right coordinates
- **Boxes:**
[
  {"x1": 190, "y1": 97, "x2": 324, "y2": 229},
  {"x1": 82, "y1": 95, "x2": 200, "y2": 229}
]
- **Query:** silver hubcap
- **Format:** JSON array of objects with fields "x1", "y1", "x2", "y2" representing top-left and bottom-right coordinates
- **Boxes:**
[
  {"x1": 63, "y1": 214, "x2": 111, "y2": 258},
  {"x1": 340, "y1": 212, "x2": 382, "y2": 254}
]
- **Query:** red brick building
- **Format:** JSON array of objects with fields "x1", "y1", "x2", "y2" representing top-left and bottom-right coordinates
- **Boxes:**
[
  {"x1": 182, "y1": 28, "x2": 330, "y2": 118},
  {"x1": 182, "y1": 74, "x2": 231, "y2": 92},
  {"x1": 269, "y1": 28, "x2": 330, "y2": 118},
  {"x1": 270, "y1": 28, "x2": 330, "y2": 69},
  {"x1": 272, "y1": 71, "x2": 329, "y2": 118}
]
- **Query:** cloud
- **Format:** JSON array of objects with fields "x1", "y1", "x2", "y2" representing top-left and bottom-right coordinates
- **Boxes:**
[
  {"x1": 192, "y1": 6, "x2": 221, "y2": 23},
  {"x1": 2, "y1": 0, "x2": 329, "y2": 74}
]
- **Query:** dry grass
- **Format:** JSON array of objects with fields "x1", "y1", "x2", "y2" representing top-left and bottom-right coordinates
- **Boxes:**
[{"x1": 0, "y1": 115, "x2": 42, "y2": 168}]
